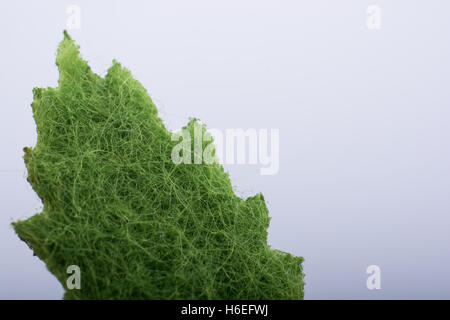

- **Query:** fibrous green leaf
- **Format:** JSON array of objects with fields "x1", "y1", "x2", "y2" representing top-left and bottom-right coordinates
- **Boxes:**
[{"x1": 14, "y1": 31, "x2": 304, "y2": 299}]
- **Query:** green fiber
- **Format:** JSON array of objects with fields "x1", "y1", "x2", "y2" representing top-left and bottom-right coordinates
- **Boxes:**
[{"x1": 13, "y1": 31, "x2": 305, "y2": 299}]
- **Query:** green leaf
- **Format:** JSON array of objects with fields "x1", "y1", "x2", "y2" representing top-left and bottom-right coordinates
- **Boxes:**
[{"x1": 13, "y1": 31, "x2": 304, "y2": 299}]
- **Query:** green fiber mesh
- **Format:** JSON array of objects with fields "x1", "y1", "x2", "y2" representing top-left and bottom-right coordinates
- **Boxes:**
[{"x1": 13, "y1": 31, "x2": 305, "y2": 299}]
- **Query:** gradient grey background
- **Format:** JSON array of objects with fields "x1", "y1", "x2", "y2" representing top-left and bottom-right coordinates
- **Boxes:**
[{"x1": 1, "y1": 0, "x2": 449, "y2": 299}]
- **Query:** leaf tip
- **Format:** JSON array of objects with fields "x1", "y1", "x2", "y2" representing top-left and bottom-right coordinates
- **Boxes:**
[{"x1": 63, "y1": 30, "x2": 72, "y2": 40}]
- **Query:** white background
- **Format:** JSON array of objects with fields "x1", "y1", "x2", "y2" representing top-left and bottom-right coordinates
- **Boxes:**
[{"x1": 1, "y1": 1, "x2": 449, "y2": 299}]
